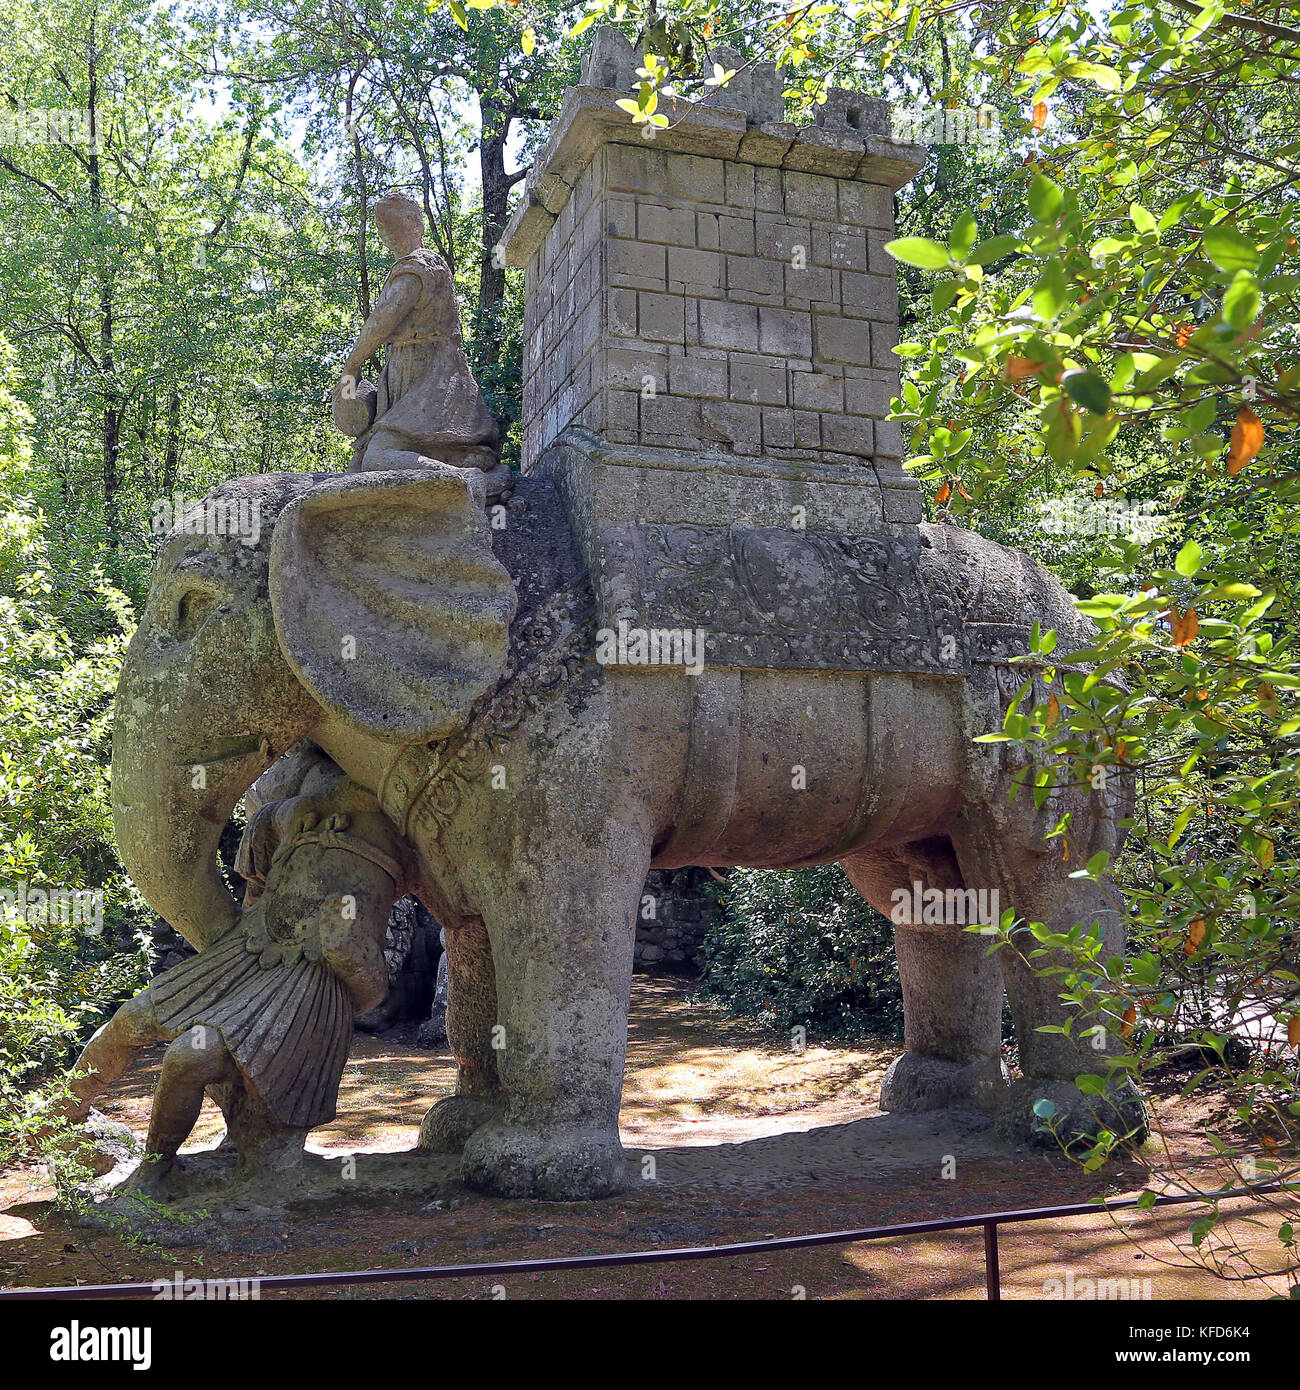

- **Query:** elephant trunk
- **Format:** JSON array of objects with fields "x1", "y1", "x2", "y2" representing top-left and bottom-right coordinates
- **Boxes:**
[{"x1": 111, "y1": 676, "x2": 273, "y2": 951}]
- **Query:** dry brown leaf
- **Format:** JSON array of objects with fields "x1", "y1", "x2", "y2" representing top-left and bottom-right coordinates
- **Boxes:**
[
  {"x1": 1171, "y1": 607, "x2": 1199, "y2": 646},
  {"x1": 1184, "y1": 916, "x2": 1206, "y2": 956},
  {"x1": 1003, "y1": 356, "x2": 1044, "y2": 382},
  {"x1": 1227, "y1": 406, "x2": 1264, "y2": 475}
]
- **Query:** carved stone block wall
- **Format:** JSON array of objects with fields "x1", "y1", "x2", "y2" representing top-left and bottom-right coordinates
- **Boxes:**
[
  {"x1": 518, "y1": 141, "x2": 907, "y2": 478},
  {"x1": 501, "y1": 30, "x2": 951, "y2": 680},
  {"x1": 634, "y1": 867, "x2": 720, "y2": 970}
]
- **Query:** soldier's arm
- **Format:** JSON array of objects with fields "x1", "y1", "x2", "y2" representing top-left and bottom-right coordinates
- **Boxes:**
[{"x1": 342, "y1": 272, "x2": 422, "y2": 381}]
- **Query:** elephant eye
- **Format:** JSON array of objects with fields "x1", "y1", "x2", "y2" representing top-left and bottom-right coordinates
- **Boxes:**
[{"x1": 174, "y1": 587, "x2": 221, "y2": 638}]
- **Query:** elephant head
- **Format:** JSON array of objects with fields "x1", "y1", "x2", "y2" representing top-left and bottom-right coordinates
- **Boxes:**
[{"x1": 112, "y1": 466, "x2": 517, "y2": 949}]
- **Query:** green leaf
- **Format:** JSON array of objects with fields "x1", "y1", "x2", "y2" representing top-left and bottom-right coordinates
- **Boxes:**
[
  {"x1": 932, "y1": 279, "x2": 961, "y2": 311},
  {"x1": 1028, "y1": 173, "x2": 1064, "y2": 222},
  {"x1": 1045, "y1": 400, "x2": 1081, "y2": 461},
  {"x1": 1168, "y1": 804, "x2": 1195, "y2": 847},
  {"x1": 448, "y1": 0, "x2": 468, "y2": 30},
  {"x1": 950, "y1": 211, "x2": 978, "y2": 259},
  {"x1": 1202, "y1": 224, "x2": 1258, "y2": 271},
  {"x1": 1223, "y1": 270, "x2": 1261, "y2": 329},
  {"x1": 1076, "y1": 1073, "x2": 1107, "y2": 1095},
  {"x1": 1062, "y1": 369, "x2": 1111, "y2": 414},
  {"x1": 1065, "y1": 61, "x2": 1122, "y2": 90},
  {"x1": 885, "y1": 237, "x2": 951, "y2": 269},
  {"x1": 1033, "y1": 260, "x2": 1068, "y2": 320},
  {"x1": 970, "y1": 235, "x2": 1020, "y2": 266},
  {"x1": 1175, "y1": 539, "x2": 1205, "y2": 577},
  {"x1": 1133, "y1": 355, "x2": 1183, "y2": 391}
]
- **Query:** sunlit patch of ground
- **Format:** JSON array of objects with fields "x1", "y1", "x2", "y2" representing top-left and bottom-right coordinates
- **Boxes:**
[
  {"x1": 620, "y1": 978, "x2": 891, "y2": 1146},
  {"x1": 1, "y1": 976, "x2": 1294, "y2": 1299}
]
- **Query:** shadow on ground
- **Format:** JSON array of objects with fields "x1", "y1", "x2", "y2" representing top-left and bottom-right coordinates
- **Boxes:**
[{"x1": 1, "y1": 977, "x2": 1290, "y2": 1297}]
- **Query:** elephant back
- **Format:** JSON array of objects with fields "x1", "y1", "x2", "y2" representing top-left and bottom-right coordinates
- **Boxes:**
[{"x1": 921, "y1": 522, "x2": 1098, "y2": 664}]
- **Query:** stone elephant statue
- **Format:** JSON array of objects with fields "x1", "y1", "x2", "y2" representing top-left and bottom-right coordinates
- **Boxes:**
[{"x1": 111, "y1": 462, "x2": 1147, "y2": 1201}]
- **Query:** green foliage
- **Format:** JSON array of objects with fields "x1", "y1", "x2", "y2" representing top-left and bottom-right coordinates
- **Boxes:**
[
  {"x1": 0, "y1": 335, "x2": 148, "y2": 1146},
  {"x1": 696, "y1": 865, "x2": 903, "y2": 1038}
]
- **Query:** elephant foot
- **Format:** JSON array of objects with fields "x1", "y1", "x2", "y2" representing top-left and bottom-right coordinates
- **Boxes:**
[
  {"x1": 995, "y1": 1076, "x2": 1150, "y2": 1151},
  {"x1": 461, "y1": 1119, "x2": 628, "y2": 1201},
  {"x1": 113, "y1": 1154, "x2": 181, "y2": 1202},
  {"x1": 417, "y1": 1094, "x2": 506, "y2": 1154},
  {"x1": 879, "y1": 1052, "x2": 1009, "y2": 1114}
]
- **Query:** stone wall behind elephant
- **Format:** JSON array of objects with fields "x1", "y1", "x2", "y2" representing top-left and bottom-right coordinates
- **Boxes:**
[{"x1": 634, "y1": 867, "x2": 720, "y2": 970}]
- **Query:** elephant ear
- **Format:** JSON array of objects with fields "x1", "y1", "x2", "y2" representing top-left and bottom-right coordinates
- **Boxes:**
[{"x1": 268, "y1": 468, "x2": 516, "y2": 743}]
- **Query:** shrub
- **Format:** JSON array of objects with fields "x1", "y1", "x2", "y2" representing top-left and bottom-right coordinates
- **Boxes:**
[
  {"x1": 695, "y1": 864, "x2": 903, "y2": 1039},
  {"x1": 0, "y1": 335, "x2": 149, "y2": 1160}
]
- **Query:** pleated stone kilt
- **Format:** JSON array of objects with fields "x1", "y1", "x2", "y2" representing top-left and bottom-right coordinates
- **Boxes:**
[{"x1": 147, "y1": 924, "x2": 353, "y2": 1130}]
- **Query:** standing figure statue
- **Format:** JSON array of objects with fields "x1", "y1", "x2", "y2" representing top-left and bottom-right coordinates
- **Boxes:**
[
  {"x1": 334, "y1": 191, "x2": 509, "y2": 497},
  {"x1": 64, "y1": 745, "x2": 414, "y2": 1196}
]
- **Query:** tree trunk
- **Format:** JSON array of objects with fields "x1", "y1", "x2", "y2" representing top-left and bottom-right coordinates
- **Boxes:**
[
  {"x1": 347, "y1": 68, "x2": 371, "y2": 322},
  {"x1": 87, "y1": 6, "x2": 120, "y2": 547},
  {"x1": 162, "y1": 390, "x2": 180, "y2": 495},
  {"x1": 475, "y1": 104, "x2": 511, "y2": 371}
]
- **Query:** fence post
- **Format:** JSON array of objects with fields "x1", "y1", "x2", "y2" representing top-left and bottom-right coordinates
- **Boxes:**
[{"x1": 983, "y1": 1221, "x2": 1001, "y2": 1300}]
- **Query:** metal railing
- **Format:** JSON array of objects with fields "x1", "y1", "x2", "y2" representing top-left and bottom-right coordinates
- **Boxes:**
[{"x1": 2, "y1": 1181, "x2": 1294, "y2": 1301}]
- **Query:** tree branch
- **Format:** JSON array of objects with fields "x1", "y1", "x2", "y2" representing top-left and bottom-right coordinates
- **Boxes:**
[{"x1": 1166, "y1": 0, "x2": 1300, "y2": 45}]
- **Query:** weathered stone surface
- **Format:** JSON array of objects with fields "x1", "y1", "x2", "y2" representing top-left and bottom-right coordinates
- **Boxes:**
[
  {"x1": 594, "y1": 521, "x2": 969, "y2": 674},
  {"x1": 504, "y1": 62, "x2": 922, "y2": 493},
  {"x1": 417, "y1": 928, "x2": 450, "y2": 1045},
  {"x1": 336, "y1": 193, "x2": 501, "y2": 477}
]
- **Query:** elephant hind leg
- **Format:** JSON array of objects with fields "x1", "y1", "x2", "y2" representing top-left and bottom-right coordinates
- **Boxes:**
[
  {"x1": 418, "y1": 913, "x2": 506, "y2": 1153},
  {"x1": 949, "y1": 810, "x2": 1149, "y2": 1148},
  {"x1": 840, "y1": 838, "x2": 1008, "y2": 1113}
]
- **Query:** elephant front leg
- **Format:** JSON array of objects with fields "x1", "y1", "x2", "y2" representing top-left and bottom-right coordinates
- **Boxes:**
[
  {"x1": 842, "y1": 841, "x2": 1008, "y2": 1113},
  {"x1": 459, "y1": 831, "x2": 647, "y2": 1201},
  {"x1": 418, "y1": 915, "x2": 506, "y2": 1152}
]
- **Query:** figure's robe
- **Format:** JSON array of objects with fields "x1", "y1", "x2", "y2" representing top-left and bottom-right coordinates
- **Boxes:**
[{"x1": 355, "y1": 248, "x2": 499, "y2": 469}]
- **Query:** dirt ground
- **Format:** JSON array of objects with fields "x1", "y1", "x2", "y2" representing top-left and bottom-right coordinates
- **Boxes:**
[{"x1": 1, "y1": 977, "x2": 1294, "y2": 1299}]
